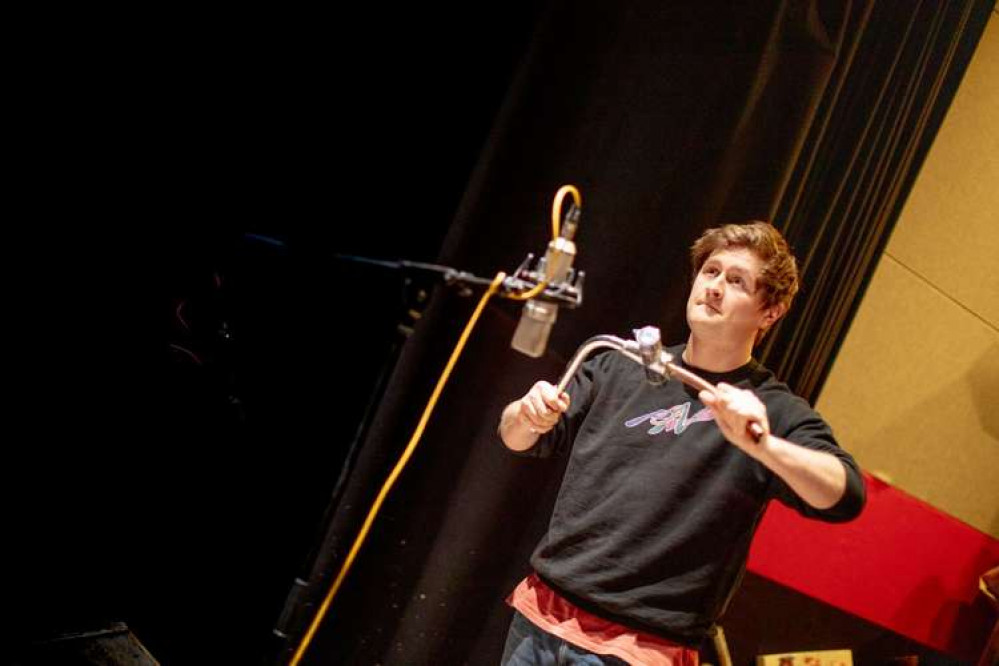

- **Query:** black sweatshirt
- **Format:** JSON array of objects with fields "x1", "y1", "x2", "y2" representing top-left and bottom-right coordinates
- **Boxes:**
[{"x1": 515, "y1": 344, "x2": 865, "y2": 646}]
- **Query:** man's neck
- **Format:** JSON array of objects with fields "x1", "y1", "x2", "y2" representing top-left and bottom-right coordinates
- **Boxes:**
[{"x1": 683, "y1": 334, "x2": 753, "y2": 373}]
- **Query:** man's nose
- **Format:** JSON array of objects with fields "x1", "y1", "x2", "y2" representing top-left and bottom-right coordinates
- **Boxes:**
[{"x1": 706, "y1": 276, "x2": 723, "y2": 296}]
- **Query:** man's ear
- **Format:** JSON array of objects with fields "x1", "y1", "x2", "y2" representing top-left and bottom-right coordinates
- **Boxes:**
[
  {"x1": 755, "y1": 302, "x2": 788, "y2": 347},
  {"x1": 761, "y1": 302, "x2": 787, "y2": 329}
]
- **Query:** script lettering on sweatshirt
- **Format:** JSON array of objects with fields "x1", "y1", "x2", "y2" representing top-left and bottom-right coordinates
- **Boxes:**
[{"x1": 624, "y1": 402, "x2": 714, "y2": 436}]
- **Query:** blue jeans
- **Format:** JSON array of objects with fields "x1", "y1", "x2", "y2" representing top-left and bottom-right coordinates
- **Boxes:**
[{"x1": 500, "y1": 611, "x2": 629, "y2": 665}]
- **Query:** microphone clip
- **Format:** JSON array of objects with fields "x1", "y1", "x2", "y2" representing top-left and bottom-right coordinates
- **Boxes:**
[{"x1": 504, "y1": 253, "x2": 585, "y2": 309}]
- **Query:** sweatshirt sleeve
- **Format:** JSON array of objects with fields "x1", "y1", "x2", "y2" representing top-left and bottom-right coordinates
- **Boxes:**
[{"x1": 767, "y1": 396, "x2": 867, "y2": 522}]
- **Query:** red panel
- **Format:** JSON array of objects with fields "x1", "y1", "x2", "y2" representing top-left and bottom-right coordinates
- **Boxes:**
[{"x1": 747, "y1": 473, "x2": 999, "y2": 663}]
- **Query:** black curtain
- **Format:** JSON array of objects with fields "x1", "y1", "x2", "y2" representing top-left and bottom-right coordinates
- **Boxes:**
[
  {"x1": 285, "y1": 1, "x2": 992, "y2": 665},
  {"x1": 760, "y1": 0, "x2": 995, "y2": 400}
]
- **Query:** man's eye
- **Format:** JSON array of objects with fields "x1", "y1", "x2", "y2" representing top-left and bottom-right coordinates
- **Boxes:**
[
  {"x1": 729, "y1": 276, "x2": 743, "y2": 286},
  {"x1": 704, "y1": 267, "x2": 718, "y2": 276}
]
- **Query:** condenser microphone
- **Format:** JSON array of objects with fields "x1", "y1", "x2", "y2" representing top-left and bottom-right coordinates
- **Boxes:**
[{"x1": 511, "y1": 205, "x2": 580, "y2": 357}]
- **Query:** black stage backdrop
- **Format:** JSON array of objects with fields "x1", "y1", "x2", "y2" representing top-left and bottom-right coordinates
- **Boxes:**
[
  {"x1": 10, "y1": 1, "x2": 991, "y2": 665},
  {"x1": 294, "y1": 2, "x2": 992, "y2": 665}
]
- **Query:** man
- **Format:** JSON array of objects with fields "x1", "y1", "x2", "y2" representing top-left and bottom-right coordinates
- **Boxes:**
[{"x1": 497, "y1": 221, "x2": 866, "y2": 665}]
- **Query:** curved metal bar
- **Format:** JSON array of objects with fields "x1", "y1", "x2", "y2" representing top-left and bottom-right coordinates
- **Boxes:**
[
  {"x1": 557, "y1": 335, "x2": 627, "y2": 393},
  {"x1": 557, "y1": 332, "x2": 681, "y2": 393},
  {"x1": 555, "y1": 332, "x2": 763, "y2": 442}
]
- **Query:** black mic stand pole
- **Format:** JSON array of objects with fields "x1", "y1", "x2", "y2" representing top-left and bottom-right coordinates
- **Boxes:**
[{"x1": 268, "y1": 254, "x2": 549, "y2": 665}]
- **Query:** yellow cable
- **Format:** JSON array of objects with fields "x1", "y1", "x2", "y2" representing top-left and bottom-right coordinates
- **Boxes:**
[
  {"x1": 506, "y1": 184, "x2": 582, "y2": 302},
  {"x1": 550, "y1": 184, "x2": 581, "y2": 239},
  {"x1": 504, "y1": 277, "x2": 548, "y2": 301},
  {"x1": 288, "y1": 271, "x2": 507, "y2": 666}
]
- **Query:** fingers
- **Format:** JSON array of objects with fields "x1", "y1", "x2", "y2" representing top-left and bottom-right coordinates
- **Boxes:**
[
  {"x1": 519, "y1": 381, "x2": 570, "y2": 433},
  {"x1": 542, "y1": 383, "x2": 571, "y2": 412},
  {"x1": 702, "y1": 382, "x2": 768, "y2": 445}
]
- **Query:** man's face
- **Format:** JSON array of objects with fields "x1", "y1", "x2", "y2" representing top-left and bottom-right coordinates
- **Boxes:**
[{"x1": 686, "y1": 247, "x2": 781, "y2": 345}]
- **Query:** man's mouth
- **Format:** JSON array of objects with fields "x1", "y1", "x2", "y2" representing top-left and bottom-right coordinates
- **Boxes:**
[{"x1": 700, "y1": 301, "x2": 721, "y2": 314}]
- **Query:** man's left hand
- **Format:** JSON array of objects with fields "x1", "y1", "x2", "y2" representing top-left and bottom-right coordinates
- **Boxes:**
[{"x1": 699, "y1": 382, "x2": 770, "y2": 454}]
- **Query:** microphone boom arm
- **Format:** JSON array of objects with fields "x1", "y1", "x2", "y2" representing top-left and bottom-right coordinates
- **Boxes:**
[{"x1": 331, "y1": 254, "x2": 583, "y2": 308}]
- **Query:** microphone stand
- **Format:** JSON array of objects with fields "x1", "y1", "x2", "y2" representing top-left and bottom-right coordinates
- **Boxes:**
[{"x1": 268, "y1": 251, "x2": 580, "y2": 665}]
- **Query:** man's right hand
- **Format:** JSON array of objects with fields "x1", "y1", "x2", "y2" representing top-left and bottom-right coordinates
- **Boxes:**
[
  {"x1": 516, "y1": 381, "x2": 571, "y2": 434},
  {"x1": 499, "y1": 381, "x2": 571, "y2": 452}
]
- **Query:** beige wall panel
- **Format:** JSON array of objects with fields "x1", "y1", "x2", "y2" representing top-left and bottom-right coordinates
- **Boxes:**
[
  {"x1": 816, "y1": 256, "x2": 999, "y2": 537},
  {"x1": 884, "y1": 18, "x2": 999, "y2": 328},
  {"x1": 816, "y1": 16, "x2": 999, "y2": 536}
]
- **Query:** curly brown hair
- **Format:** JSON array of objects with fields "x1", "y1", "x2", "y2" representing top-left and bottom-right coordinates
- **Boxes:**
[{"x1": 690, "y1": 220, "x2": 799, "y2": 312}]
